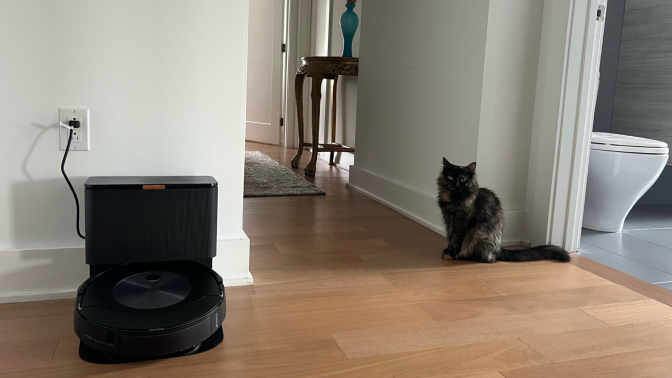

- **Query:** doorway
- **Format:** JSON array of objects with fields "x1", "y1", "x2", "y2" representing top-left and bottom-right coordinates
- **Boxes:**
[
  {"x1": 245, "y1": 0, "x2": 285, "y2": 145},
  {"x1": 576, "y1": 0, "x2": 672, "y2": 290}
]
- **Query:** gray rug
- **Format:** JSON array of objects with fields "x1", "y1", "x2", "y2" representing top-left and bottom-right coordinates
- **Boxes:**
[{"x1": 244, "y1": 151, "x2": 326, "y2": 197}]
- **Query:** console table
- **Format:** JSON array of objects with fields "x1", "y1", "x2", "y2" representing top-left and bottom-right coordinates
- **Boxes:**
[{"x1": 290, "y1": 57, "x2": 358, "y2": 176}]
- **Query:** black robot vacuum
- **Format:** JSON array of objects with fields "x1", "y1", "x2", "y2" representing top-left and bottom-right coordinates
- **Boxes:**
[{"x1": 73, "y1": 176, "x2": 226, "y2": 363}]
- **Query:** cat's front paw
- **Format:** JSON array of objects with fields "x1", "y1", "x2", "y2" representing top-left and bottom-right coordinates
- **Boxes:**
[
  {"x1": 442, "y1": 248, "x2": 451, "y2": 260},
  {"x1": 442, "y1": 248, "x2": 457, "y2": 260}
]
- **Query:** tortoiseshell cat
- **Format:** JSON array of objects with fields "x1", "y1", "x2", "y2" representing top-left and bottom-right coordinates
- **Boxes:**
[{"x1": 437, "y1": 158, "x2": 570, "y2": 263}]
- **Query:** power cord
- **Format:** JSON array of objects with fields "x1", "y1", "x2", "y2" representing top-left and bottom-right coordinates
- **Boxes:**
[{"x1": 61, "y1": 121, "x2": 85, "y2": 240}]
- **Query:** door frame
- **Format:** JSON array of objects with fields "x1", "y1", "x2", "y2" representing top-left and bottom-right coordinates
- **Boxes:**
[
  {"x1": 562, "y1": 0, "x2": 607, "y2": 252},
  {"x1": 282, "y1": 0, "x2": 313, "y2": 148},
  {"x1": 245, "y1": 0, "x2": 286, "y2": 146},
  {"x1": 526, "y1": 0, "x2": 605, "y2": 251}
]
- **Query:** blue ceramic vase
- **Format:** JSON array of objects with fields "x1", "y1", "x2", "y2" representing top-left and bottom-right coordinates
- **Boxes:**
[{"x1": 340, "y1": 3, "x2": 359, "y2": 57}]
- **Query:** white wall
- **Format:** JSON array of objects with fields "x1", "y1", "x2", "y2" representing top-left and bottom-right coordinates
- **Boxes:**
[
  {"x1": 349, "y1": 0, "x2": 544, "y2": 244},
  {"x1": 297, "y1": 0, "x2": 331, "y2": 151},
  {"x1": 311, "y1": 0, "x2": 332, "y2": 56},
  {"x1": 0, "y1": 0, "x2": 251, "y2": 302},
  {"x1": 525, "y1": 0, "x2": 575, "y2": 246},
  {"x1": 329, "y1": 0, "x2": 361, "y2": 150},
  {"x1": 477, "y1": 0, "x2": 544, "y2": 241}
]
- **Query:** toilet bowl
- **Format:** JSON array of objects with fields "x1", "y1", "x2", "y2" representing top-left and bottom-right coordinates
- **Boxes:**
[{"x1": 583, "y1": 132, "x2": 668, "y2": 233}]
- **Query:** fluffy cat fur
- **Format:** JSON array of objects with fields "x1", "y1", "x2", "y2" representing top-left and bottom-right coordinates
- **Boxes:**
[{"x1": 437, "y1": 158, "x2": 570, "y2": 263}]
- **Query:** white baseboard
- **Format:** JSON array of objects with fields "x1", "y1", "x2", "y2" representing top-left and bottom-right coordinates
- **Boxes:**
[
  {"x1": 213, "y1": 234, "x2": 253, "y2": 287},
  {"x1": 348, "y1": 165, "x2": 525, "y2": 244},
  {"x1": 222, "y1": 271, "x2": 254, "y2": 287},
  {"x1": 0, "y1": 234, "x2": 252, "y2": 304},
  {"x1": 0, "y1": 290, "x2": 78, "y2": 304}
]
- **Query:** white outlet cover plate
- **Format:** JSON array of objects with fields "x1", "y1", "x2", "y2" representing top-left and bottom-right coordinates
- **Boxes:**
[{"x1": 59, "y1": 108, "x2": 90, "y2": 151}]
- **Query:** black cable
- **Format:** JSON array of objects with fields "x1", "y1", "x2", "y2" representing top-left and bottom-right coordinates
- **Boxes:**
[{"x1": 61, "y1": 128, "x2": 85, "y2": 239}]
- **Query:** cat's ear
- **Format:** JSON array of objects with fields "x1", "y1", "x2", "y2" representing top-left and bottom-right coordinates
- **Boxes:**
[
  {"x1": 442, "y1": 157, "x2": 453, "y2": 169},
  {"x1": 466, "y1": 162, "x2": 477, "y2": 172}
]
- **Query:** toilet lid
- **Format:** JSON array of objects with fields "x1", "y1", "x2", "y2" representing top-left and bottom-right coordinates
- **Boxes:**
[{"x1": 591, "y1": 132, "x2": 669, "y2": 154}]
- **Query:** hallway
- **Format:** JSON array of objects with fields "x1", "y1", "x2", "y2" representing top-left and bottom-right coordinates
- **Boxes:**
[{"x1": 2, "y1": 143, "x2": 672, "y2": 377}]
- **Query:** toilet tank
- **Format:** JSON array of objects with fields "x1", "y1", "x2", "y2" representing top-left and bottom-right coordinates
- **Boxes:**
[{"x1": 84, "y1": 176, "x2": 218, "y2": 266}]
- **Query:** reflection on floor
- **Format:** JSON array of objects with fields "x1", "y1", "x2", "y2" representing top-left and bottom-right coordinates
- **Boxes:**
[{"x1": 580, "y1": 205, "x2": 672, "y2": 291}]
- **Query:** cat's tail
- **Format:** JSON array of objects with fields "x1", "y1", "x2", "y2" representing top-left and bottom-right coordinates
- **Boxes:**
[{"x1": 498, "y1": 245, "x2": 571, "y2": 262}]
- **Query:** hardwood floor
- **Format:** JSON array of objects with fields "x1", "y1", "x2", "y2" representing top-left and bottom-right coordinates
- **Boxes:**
[{"x1": 2, "y1": 142, "x2": 672, "y2": 377}]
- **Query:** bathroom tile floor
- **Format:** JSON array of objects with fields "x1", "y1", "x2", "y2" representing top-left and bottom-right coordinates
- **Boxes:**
[{"x1": 580, "y1": 205, "x2": 672, "y2": 290}]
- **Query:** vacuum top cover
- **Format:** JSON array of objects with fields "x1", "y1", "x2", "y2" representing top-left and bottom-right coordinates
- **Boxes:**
[
  {"x1": 84, "y1": 176, "x2": 218, "y2": 265},
  {"x1": 77, "y1": 261, "x2": 223, "y2": 331},
  {"x1": 85, "y1": 176, "x2": 217, "y2": 188}
]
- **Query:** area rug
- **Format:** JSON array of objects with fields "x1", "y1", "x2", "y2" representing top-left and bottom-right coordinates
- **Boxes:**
[{"x1": 244, "y1": 151, "x2": 326, "y2": 197}]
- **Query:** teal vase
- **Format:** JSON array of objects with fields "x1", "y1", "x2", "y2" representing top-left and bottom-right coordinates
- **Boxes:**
[{"x1": 340, "y1": 4, "x2": 359, "y2": 57}]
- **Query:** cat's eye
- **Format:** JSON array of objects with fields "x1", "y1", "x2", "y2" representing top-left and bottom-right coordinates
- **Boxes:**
[
  {"x1": 460, "y1": 177, "x2": 467, "y2": 182},
  {"x1": 447, "y1": 175, "x2": 453, "y2": 180}
]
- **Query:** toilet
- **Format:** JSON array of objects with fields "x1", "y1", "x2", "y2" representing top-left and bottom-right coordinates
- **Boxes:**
[{"x1": 583, "y1": 132, "x2": 669, "y2": 233}]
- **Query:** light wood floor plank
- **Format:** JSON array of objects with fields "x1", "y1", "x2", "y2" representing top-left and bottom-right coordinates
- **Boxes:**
[
  {"x1": 500, "y1": 345, "x2": 672, "y2": 378},
  {"x1": 0, "y1": 300, "x2": 73, "y2": 321},
  {"x1": 0, "y1": 316, "x2": 74, "y2": 344},
  {"x1": 382, "y1": 262, "x2": 585, "y2": 287},
  {"x1": 0, "y1": 338, "x2": 59, "y2": 373},
  {"x1": 520, "y1": 320, "x2": 672, "y2": 363},
  {"x1": 250, "y1": 252, "x2": 365, "y2": 269},
  {"x1": 227, "y1": 281, "x2": 501, "y2": 315},
  {"x1": 333, "y1": 308, "x2": 605, "y2": 359},
  {"x1": 243, "y1": 213, "x2": 280, "y2": 221},
  {"x1": 427, "y1": 373, "x2": 505, "y2": 378},
  {"x1": 243, "y1": 218, "x2": 318, "y2": 229},
  {"x1": 420, "y1": 285, "x2": 647, "y2": 322},
  {"x1": 249, "y1": 257, "x2": 458, "y2": 285},
  {"x1": 242, "y1": 273, "x2": 394, "y2": 293},
  {"x1": 331, "y1": 339, "x2": 549, "y2": 378},
  {"x1": 223, "y1": 304, "x2": 435, "y2": 349},
  {"x1": 245, "y1": 224, "x2": 367, "y2": 236},
  {"x1": 249, "y1": 232, "x2": 342, "y2": 246},
  {"x1": 579, "y1": 299, "x2": 672, "y2": 325},
  {"x1": 274, "y1": 238, "x2": 391, "y2": 254},
  {"x1": 481, "y1": 271, "x2": 615, "y2": 295},
  {"x1": 249, "y1": 244, "x2": 281, "y2": 256},
  {"x1": 49, "y1": 337, "x2": 80, "y2": 367},
  {"x1": 156, "y1": 339, "x2": 546, "y2": 378}
]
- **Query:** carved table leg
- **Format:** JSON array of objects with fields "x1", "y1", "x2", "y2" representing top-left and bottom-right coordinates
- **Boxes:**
[
  {"x1": 291, "y1": 72, "x2": 307, "y2": 169},
  {"x1": 329, "y1": 75, "x2": 339, "y2": 166},
  {"x1": 305, "y1": 74, "x2": 324, "y2": 177}
]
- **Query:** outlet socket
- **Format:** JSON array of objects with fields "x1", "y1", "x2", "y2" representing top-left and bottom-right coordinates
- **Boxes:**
[{"x1": 59, "y1": 108, "x2": 90, "y2": 151}]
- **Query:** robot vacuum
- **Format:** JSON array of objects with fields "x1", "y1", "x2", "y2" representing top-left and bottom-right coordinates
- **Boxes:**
[
  {"x1": 75, "y1": 260, "x2": 225, "y2": 363},
  {"x1": 66, "y1": 176, "x2": 226, "y2": 363}
]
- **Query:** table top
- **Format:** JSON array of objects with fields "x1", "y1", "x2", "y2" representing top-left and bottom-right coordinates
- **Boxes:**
[
  {"x1": 299, "y1": 57, "x2": 359, "y2": 76},
  {"x1": 301, "y1": 57, "x2": 359, "y2": 64}
]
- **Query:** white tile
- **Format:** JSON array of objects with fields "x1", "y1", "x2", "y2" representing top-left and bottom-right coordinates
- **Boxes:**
[
  {"x1": 580, "y1": 230, "x2": 672, "y2": 275},
  {"x1": 624, "y1": 229, "x2": 672, "y2": 250},
  {"x1": 579, "y1": 242, "x2": 672, "y2": 283}
]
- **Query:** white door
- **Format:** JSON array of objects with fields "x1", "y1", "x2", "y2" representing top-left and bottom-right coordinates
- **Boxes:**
[{"x1": 246, "y1": 0, "x2": 284, "y2": 145}]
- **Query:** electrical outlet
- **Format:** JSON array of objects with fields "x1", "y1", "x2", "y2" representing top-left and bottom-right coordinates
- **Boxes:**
[{"x1": 59, "y1": 108, "x2": 90, "y2": 151}]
